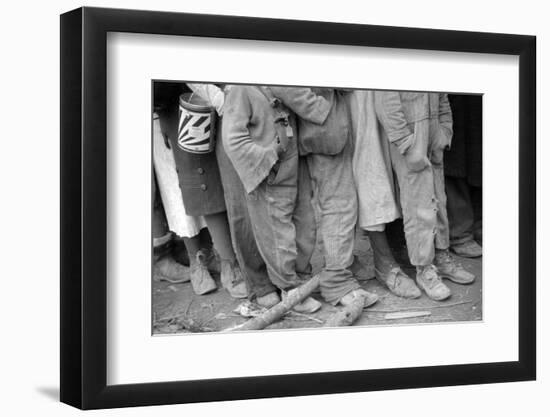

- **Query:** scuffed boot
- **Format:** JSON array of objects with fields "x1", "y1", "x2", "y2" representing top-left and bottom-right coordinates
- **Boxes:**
[
  {"x1": 339, "y1": 288, "x2": 378, "y2": 309},
  {"x1": 416, "y1": 264, "x2": 451, "y2": 301},
  {"x1": 220, "y1": 259, "x2": 248, "y2": 299},
  {"x1": 190, "y1": 250, "x2": 217, "y2": 295},
  {"x1": 375, "y1": 267, "x2": 421, "y2": 299},
  {"x1": 451, "y1": 240, "x2": 482, "y2": 258},
  {"x1": 153, "y1": 256, "x2": 190, "y2": 283},
  {"x1": 434, "y1": 249, "x2": 476, "y2": 284}
]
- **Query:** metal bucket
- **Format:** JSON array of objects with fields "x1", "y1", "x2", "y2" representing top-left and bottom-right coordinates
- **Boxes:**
[{"x1": 177, "y1": 92, "x2": 217, "y2": 154}]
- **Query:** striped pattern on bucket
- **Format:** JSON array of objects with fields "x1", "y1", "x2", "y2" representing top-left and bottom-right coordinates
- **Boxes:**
[{"x1": 178, "y1": 107, "x2": 212, "y2": 154}]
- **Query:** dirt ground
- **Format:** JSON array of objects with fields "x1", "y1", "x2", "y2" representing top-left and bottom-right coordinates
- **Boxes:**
[{"x1": 153, "y1": 230, "x2": 482, "y2": 334}]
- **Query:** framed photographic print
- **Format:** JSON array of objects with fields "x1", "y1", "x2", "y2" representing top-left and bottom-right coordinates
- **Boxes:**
[{"x1": 60, "y1": 6, "x2": 536, "y2": 410}]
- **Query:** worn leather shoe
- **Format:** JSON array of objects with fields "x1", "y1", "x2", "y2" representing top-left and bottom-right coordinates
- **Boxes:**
[
  {"x1": 434, "y1": 249, "x2": 476, "y2": 284},
  {"x1": 376, "y1": 267, "x2": 421, "y2": 299},
  {"x1": 190, "y1": 250, "x2": 217, "y2": 295},
  {"x1": 154, "y1": 256, "x2": 190, "y2": 283},
  {"x1": 416, "y1": 264, "x2": 451, "y2": 301},
  {"x1": 220, "y1": 259, "x2": 248, "y2": 299},
  {"x1": 339, "y1": 288, "x2": 378, "y2": 309},
  {"x1": 451, "y1": 240, "x2": 482, "y2": 258}
]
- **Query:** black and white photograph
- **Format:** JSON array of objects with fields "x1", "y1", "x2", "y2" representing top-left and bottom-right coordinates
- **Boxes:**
[{"x1": 152, "y1": 82, "x2": 483, "y2": 334}]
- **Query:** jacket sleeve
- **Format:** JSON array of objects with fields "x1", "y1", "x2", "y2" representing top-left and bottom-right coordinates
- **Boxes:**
[
  {"x1": 222, "y1": 86, "x2": 279, "y2": 193},
  {"x1": 269, "y1": 87, "x2": 331, "y2": 124},
  {"x1": 186, "y1": 83, "x2": 225, "y2": 116},
  {"x1": 374, "y1": 91, "x2": 413, "y2": 143}
]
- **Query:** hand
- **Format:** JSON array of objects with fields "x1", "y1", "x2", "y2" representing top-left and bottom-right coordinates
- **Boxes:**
[
  {"x1": 394, "y1": 132, "x2": 415, "y2": 155},
  {"x1": 404, "y1": 147, "x2": 430, "y2": 172},
  {"x1": 433, "y1": 125, "x2": 452, "y2": 151}
]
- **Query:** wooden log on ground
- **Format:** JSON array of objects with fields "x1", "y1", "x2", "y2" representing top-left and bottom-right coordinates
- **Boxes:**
[
  {"x1": 323, "y1": 295, "x2": 364, "y2": 327},
  {"x1": 228, "y1": 275, "x2": 321, "y2": 331}
]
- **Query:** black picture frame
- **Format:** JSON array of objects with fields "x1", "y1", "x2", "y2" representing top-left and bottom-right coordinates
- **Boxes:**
[{"x1": 60, "y1": 6, "x2": 536, "y2": 410}]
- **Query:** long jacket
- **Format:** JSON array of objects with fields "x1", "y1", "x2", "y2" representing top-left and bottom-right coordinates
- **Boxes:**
[
  {"x1": 348, "y1": 90, "x2": 401, "y2": 230},
  {"x1": 222, "y1": 85, "x2": 327, "y2": 193},
  {"x1": 374, "y1": 91, "x2": 453, "y2": 144}
]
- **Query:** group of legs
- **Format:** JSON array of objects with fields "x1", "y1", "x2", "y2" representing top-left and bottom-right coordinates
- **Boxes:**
[
  {"x1": 153, "y1": 84, "x2": 480, "y2": 319},
  {"x1": 366, "y1": 113, "x2": 477, "y2": 302}
]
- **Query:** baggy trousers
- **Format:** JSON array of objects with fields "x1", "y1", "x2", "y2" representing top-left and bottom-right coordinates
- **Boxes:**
[
  {"x1": 216, "y1": 137, "x2": 273, "y2": 297},
  {"x1": 388, "y1": 118, "x2": 450, "y2": 266},
  {"x1": 445, "y1": 176, "x2": 482, "y2": 246},
  {"x1": 221, "y1": 138, "x2": 316, "y2": 294},
  {"x1": 306, "y1": 141, "x2": 361, "y2": 304},
  {"x1": 244, "y1": 149, "x2": 317, "y2": 291}
]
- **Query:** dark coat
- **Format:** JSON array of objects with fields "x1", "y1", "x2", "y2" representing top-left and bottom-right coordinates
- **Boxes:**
[
  {"x1": 444, "y1": 95, "x2": 482, "y2": 187},
  {"x1": 157, "y1": 101, "x2": 226, "y2": 217}
]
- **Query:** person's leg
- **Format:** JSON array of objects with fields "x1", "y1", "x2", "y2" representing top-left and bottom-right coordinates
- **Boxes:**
[
  {"x1": 181, "y1": 233, "x2": 218, "y2": 294},
  {"x1": 368, "y1": 230, "x2": 396, "y2": 275},
  {"x1": 293, "y1": 156, "x2": 316, "y2": 279},
  {"x1": 432, "y1": 153, "x2": 450, "y2": 253},
  {"x1": 203, "y1": 211, "x2": 248, "y2": 298},
  {"x1": 152, "y1": 173, "x2": 191, "y2": 282},
  {"x1": 389, "y1": 135, "x2": 437, "y2": 267},
  {"x1": 388, "y1": 121, "x2": 450, "y2": 301},
  {"x1": 445, "y1": 176, "x2": 474, "y2": 242},
  {"x1": 430, "y1": 121, "x2": 476, "y2": 284},
  {"x1": 181, "y1": 234, "x2": 201, "y2": 258},
  {"x1": 368, "y1": 230, "x2": 421, "y2": 298},
  {"x1": 245, "y1": 153, "x2": 301, "y2": 290},
  {"x1": 203, "y1": 212, "x2": 236, "y2": 262},
  {"x1": 307, "y1": 142, "x2": 375, "y2": 306},
  {"x1": 471, "y1": 185, "x2": 483, "y2": 244},
  {"x1": 215, "y1": 136, "x2": 275, "y2": 299},
  {"x1": 244, "y1": 151, "x2": 321, "y2": 314}
]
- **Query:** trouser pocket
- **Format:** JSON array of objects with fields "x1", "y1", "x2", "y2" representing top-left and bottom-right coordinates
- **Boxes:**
[{"x1": 267, "y1": 152, "x2": 298, "y2": 186}]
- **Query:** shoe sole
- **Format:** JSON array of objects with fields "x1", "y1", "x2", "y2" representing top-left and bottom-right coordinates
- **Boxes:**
[
  {"x1": 192, "y1": 285, "x2": 218, "y2": 296},
  {"x1": 381, "y1": 280, "x2": 422, "y2": 299},
  {"x1": 438, "y1": 272, "x2": 475, "y2": 285},
  {"x1": 450, "y1": 248, "x2": 482, "y2": 258},
  {"x1": 416, "y1": 280, "x2": 451, "y2": 301},
  {"x1": 363, "y1": 296, "x2": 379, "y2": 309}
]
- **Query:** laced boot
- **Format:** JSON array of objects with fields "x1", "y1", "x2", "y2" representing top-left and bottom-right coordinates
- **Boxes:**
[
  {"x1": 339, "y1": 288, "x2": 379, "y2": 309},
  {"x1": 153, "y1": 256, "x2": 190, "y2": 284},
  {"x1": 434, "y1": 249, "x2": 476, "y2": 284},
  {"x1": 416, "y1": 264, "x2": 451, "y2": 301}
]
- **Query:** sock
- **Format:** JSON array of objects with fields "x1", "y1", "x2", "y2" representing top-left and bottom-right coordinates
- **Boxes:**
[
  {"x1": 368, "y1": 230, "x2": 399, "y2": 275},
  {"x1": 198, "y1": 227, "x2": 214, "y2": 251},
  {"x1": 182, "y1": 235, "x2": 201, "y2": 260}
]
